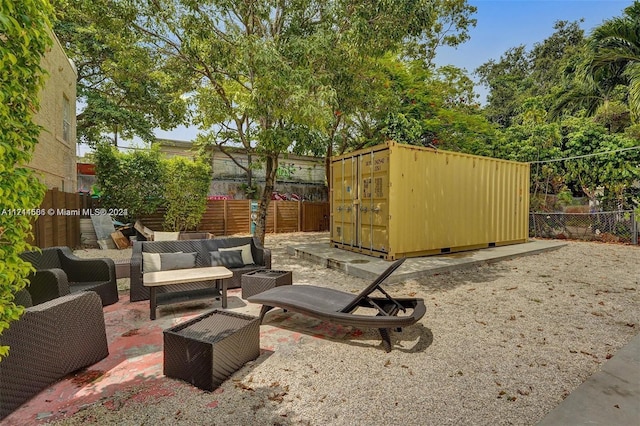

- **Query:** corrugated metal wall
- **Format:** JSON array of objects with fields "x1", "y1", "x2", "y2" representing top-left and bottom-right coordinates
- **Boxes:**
[{"x1": 331, "y1": 142, "x2": 530, "y2": 259}]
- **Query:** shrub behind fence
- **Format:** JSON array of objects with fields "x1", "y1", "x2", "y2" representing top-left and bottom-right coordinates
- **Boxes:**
[{"x1": 530, "y1": 211, "x2": 638, "y2": 244}]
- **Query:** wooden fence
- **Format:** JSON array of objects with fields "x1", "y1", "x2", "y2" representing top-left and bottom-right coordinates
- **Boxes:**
[
  {"x1": 29, "y1": 188, "x2": 96, "y2": 248},
  {"x1": 30, "y1": 189, "x2": 329, "y2": 248},
  {"x1": 140, "y1": 199, "x2": 330, "y2": 236}
]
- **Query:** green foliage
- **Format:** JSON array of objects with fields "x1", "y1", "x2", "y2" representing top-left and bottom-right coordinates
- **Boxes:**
[
  {"x1": 477, "y1": 21, "x2": 586, "y2": 128},
  {"x1": 94, "y1": 145, "x2": 211, "y2": 229},
  {"x1": 94, "y1": 143, "x2": 165, "y2": 219},
  {"x1": 480, "y1": 8, "x2": 640, "y2": 210},
  {"x1": 561, "y1": 117, "x2": 640, "y2": 207},
  {"x1": 51, "y1": 0, "x2": 188, "y2": 146},
  {"x1": 316, "y1": 56, "x2": 494, "y2": 155},
  {"x1": 162, "y1": 157, "x2": 211, "y2": 232},
  {"x1": 0, "y1": 0, "x2": 52, "y2": 359},
  {"x1": 239, "y1": 183, "x2": 259, "y2": 200},
  {"x1": 404, "y1": 0, "x2": 477, "y2": 66},
  {"x1": 585, "y1": 1, "x2": 640, "y2": 121},
  {"x1": 113, "y1": 0, "x2": 466, "y2": 242}
]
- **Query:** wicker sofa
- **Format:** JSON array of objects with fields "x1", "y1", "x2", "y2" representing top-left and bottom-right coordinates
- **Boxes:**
[
  {"x1": 19, "y1": 246, "x2": 119, "y2": 306},
  {"x1": 130, "y1": 236, "x2": 271, "y2": 302},
  {"x1": 0, "y1": 288, "x2": 109, "y2": 419}
]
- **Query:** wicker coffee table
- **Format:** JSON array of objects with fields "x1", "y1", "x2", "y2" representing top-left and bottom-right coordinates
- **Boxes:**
[
  {"x1": 242, "y1": 269, "x2": 292, "y2": 299},
  {"x1": 143, "y1": 266, "x2": 232, "y2": 320},
  {"x1": 163, "y1": 309, "x2": 260, "y2": 391}
]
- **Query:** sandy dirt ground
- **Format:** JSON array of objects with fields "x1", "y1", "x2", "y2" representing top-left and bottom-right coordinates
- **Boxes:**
[{"x1": 55, "y1": 233, "x2": 640, "y2": 425}]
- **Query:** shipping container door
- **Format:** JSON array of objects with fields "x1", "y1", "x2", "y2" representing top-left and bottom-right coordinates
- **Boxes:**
[
  {"x1": 331, "y1": 156, "x2": 358, "y2": 246},
  {"x1": 358, "y1": 149, "x2": 389, "y2": 253}
]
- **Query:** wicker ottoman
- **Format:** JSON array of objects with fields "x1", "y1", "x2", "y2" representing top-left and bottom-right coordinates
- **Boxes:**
[
  {"x1": 242, "y1": 270, "x2": 293, "y2": 299},
  {"x1": 163, "y1": 310, "x2": 260, "y2": 391}
]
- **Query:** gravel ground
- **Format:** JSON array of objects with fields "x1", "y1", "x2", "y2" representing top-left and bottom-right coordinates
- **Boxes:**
[{"x1": 61, "y1": 233, "x2": 639, "y2": 426}]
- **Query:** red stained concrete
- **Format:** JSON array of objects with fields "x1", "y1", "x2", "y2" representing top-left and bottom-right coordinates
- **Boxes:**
[{"x1": 3, "y1": 288, "x2": 343, "y2": 425}]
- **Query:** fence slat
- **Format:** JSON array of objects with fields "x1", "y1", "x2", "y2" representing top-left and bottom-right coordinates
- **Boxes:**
[
  {"x1": 137, "y1": 199, "x2": 330, "y2": 236},
  {"x1": 32, "y1": 189, "x2": 91, "y2": 249}
]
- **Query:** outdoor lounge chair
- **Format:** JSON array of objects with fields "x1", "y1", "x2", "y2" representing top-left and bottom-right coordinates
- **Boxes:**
[
  {"x1": 247, "y1": 258, "x2": 426, "y2": 352},
  {"x1": 20, "y1": 246, "x2": 119, "y2": 306},
  {"x1": 0, "y1": 288, "x2": 109, "y2": 419}
]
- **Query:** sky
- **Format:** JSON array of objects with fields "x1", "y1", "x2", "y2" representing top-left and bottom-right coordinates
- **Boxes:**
[
  {"x1": 434, "y1": 0, "x2": 630, "y2": 101},
  {"x1": 82, "y1": 0, "x2": 632, "y2": 154}
]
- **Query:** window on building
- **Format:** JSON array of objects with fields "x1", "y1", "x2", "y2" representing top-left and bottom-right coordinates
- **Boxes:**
[{"x1": 62, "y1": 95, "x2": 71, "y2": 143}]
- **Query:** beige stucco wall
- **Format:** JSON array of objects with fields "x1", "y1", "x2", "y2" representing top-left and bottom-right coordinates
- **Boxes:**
[
  {"x1": 156, "y1": 139, "x2": 326, "y2": 184},
  {"x1": 155, "y1": 138, "x2": 328, "y2": 200},
  {"x1": 29, "y1": 30, "x2": 77, "y2": 192}
]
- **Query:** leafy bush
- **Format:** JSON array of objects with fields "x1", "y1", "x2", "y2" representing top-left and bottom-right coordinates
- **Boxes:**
[
  {"x1": 94, "y1": 144, "x2": 211, "y2": 230},
  {"x1": 162, "y1": 157, "x2": 211, "y2": 231},
  {"x1": 94, "y1": 143, "x2": 165, "y2": 219},
  {"x1": 0, "y1": 1, "x2": 52, "y2": 359}
]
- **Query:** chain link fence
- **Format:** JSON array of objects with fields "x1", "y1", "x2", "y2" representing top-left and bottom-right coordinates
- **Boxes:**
[{"x1": 529, "y1": 211, "x2": 638, "y2": 245}]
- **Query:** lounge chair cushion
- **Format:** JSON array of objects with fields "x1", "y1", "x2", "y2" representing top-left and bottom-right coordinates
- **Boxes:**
[
  {"x1": 219, "y1": 244, "x2": 254, "y2": 265},
  {"x1": 210, "y1": 250, "x2": 244, "y2": 268}
]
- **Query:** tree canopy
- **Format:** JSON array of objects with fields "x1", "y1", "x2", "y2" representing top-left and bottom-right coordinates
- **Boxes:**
[
  {"x1": 52, "y1": 0, "x2": 189, "y2": 147},
  {"x1": 476, "y1": 4, "x2": 640, "y2": 211},
  {"x1": 56, "y1": 0, "x2": 639, "y2": 221},
  {"x1": 81, "y1": 0, "x2": 481, "y2": 242}
]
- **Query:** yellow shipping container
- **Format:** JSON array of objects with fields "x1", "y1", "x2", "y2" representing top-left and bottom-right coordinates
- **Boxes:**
[{"x1": 330, "y1": 141, "x2": 530, "y2": 260}]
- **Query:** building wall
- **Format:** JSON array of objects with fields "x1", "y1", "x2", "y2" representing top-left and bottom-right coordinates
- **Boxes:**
[
  {"x1": 29, "y1": 30, "x2": 77, "y2": 192},
  {"x1": 156, "y1": 139, "x2": 328, "y2": 200}
]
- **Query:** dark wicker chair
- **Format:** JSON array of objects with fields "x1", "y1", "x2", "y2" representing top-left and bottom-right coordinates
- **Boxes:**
[
  {"x1": 0, "y1": 288, "x2": 109, "y2": 419},
  {"x1": 20, "y1": 246, "x2": 119, "y2": 306}
]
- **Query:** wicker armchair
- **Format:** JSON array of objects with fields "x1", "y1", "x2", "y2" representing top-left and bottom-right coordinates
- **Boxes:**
[
  {"x1": 0, "y1": 288, "x2": 109, "y2": 419},
  {"x1": 20, "y1": 246, "x2": 119, "y2": 306}
]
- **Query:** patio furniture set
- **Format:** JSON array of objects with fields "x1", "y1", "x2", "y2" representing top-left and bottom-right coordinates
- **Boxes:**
[{"x1": 1, "y1": 236, "x2": 425, "y2": 419}]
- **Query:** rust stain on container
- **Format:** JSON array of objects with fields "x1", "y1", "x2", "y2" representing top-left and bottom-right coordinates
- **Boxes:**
[{"x1": 330, "y1": 141, "x2": 530, "y2": 260}]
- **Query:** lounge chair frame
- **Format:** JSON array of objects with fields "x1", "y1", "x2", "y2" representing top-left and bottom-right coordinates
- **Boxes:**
[{"x1": 250, "y1": 258, "x2": 426, "y2": 352}]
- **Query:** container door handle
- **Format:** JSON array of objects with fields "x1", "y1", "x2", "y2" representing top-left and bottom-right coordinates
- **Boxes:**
[{"x1": 360, "y1": 206, "x2": 369, "y2": 213}]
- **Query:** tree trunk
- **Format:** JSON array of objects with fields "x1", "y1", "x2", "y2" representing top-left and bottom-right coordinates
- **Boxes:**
[
  {"x1": 254, "y1": 154, "x2": 278, "y2": 244},
  {"x1": 324, "y1": 142, "x2": 333, "y2": 190},
  {"x1": 247, "y1": 153, "x2": 253, "y2": 190}
]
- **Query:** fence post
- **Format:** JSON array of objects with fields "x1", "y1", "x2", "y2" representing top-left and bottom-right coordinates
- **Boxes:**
[
  {"x1": 633, "y1": 211, "x2": 638, "y2": 245},
  {"x1": 273, "y1": 201, "x2": 278, "y2": 234},
  {"x1": 36, "y1": 190, "x2": 49, "y2": 248},
  {"x1": 223, "y1": 199, "x2": 228, "y2": 236},
  {"x1": 51, "y1": 188, "x2": 59, "y2": 246},
  {"x1": 66, "y1": 192, "x2": 76, "y2": 248}
]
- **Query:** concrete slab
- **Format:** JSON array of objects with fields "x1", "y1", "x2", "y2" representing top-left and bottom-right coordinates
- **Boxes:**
[
  {"x1": 537, "y1": 332, "x2": 640, "y2": 426},
  {"x1": 287, "y1": 239, "x2": 568, "y2": 283}
]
